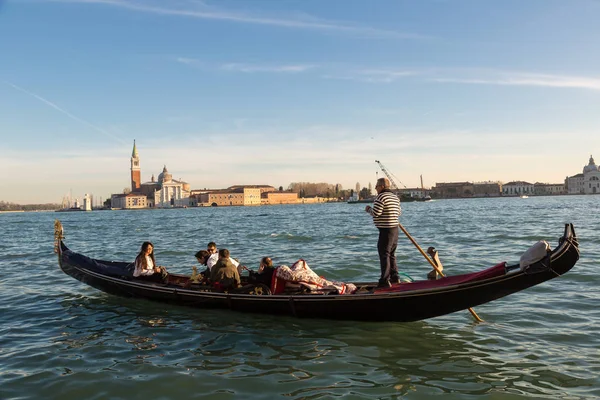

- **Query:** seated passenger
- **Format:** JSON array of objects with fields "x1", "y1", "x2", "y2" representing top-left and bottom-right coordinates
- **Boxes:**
[
  {"x1": 259, "y1": 256, "x2": 273, "y2": 273},
  {"x1": 194, "y1": 250, "x2": 211, "y2": 279},
  {"x1": 205, "y1": 241, "x2": 240, "y2": 272},
  {"x1": 207, "y1": 241, "x2": 217, "y2": 255},
  {"x1": 210, "y1": 248, "x2": 241, "y2": 291},
  {"x1": 134, "y1": 241, "x2": 168, "y2": 283},
  {"x1": 250, "y1": 256, "x2": 276, "y2": 286}
]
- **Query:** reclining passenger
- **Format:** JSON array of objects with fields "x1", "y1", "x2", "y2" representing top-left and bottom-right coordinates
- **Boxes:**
[
  {"x1": 210, "y1": 248, "x2": 241, "y2": 291},
  {"x1": 273, "y1": 259, "x2": 356, "y2": 294}
]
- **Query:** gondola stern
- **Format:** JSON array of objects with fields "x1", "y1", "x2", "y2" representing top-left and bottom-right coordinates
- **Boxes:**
[{"x1": 548, "y1": 223, "x2": 579, "y2": 277}]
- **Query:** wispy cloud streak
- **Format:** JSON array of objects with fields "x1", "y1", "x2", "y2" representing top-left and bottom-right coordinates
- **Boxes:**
[
  {"x1": 432, "y1": 73, "x2": 600, "y2": 91},
  {"x1": 43, "y1": 0, "x2": 423, "y2": 39},
  {"x1": 4, "y1": 81, "x2": 126, "y2": 144},
  {"x1": 220, "y1": 63, "x2": 315, "y2": 73},
  {"x1": 176, "y1": 57, "x2": 315, "y2": 73},
  {"x1": 324, "y1": 67, "x2": 600, "y2": 91}
]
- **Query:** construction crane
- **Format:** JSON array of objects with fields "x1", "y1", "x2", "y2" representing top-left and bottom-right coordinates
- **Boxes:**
[{"x1": 375, "y1": 160, "x2": 407, "y2": 192}]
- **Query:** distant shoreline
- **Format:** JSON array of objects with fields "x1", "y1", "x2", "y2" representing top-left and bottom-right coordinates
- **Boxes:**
[{"x1": 2, "y1": 193, "x2": 597, "y2": 213}]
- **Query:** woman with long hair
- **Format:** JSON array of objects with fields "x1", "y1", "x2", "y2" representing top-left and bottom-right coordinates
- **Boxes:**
[{"x1": 134, "y1": 241, "x2": 167, "y2": 282}]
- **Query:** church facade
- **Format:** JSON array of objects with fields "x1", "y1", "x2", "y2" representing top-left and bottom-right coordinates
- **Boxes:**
[
  {"x1": 111, "y1": 141, "x2": 191, "y2": 208},
  {"x1": 566, "y1": 155, "x2": 600, "y2": 194}
]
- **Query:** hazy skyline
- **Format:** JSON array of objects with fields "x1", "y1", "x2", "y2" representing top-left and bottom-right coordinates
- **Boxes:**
[{"x1": 1, "y1": 0, "x2": 599, "y2": 203}]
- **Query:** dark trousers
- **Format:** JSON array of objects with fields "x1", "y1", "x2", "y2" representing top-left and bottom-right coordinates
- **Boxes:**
[{"x1": 378, "y1": 227, "x2": 399, "y2": 284}]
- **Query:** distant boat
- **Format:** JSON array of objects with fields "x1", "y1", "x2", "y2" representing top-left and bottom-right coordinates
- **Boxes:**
[
  {"x1": 399, "y1": 193, "x2": 431, "y2": 202},
  {"x1": 55, "y1": 207, "x2": 83, "y2": 212},
  {"x1": 520, "y1": 195, "x2": 529, "y2": 199},
  {"x1": 347, "y1": 199, "x2": 373, "y2": 204},
  {"x1": 348, "y1": 194, "x2": 429, "y2": 204}
]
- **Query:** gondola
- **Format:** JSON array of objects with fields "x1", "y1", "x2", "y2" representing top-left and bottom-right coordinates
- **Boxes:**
[{"x1": 54, "y1": 221, "x2": 579, "y2": 322}]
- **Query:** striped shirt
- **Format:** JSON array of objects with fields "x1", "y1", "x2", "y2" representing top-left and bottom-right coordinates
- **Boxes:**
[{"x1": 369, "y1": 190, "x2": 401, "y2": 228}]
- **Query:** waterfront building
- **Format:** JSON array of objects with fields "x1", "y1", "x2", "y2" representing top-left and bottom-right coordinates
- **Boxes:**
[
  {"x1": 111, "y1": 193, "x2": 148, "y2": 209},
  {"x1": 472, "y1": 181, "x2": 502, "y2": 197},
  {"x1": 502, "y1": 181, "x2": 534, "y2": 196},
  {"x1": 534, "y1": 182, "x2": 565, "y2": 195},
  {"x1": 261, "y1": 191, "x2": 299, "y2": 205},
  {"x1": 197, "y1": 187, "x2": 261, "y2": 207},
  {"x1": 299, "y1": 196, "x2": 329, "y2": 204},
  {"x1": 83, "y1": 194, "x2": 92, "y2": 211},
  {"x1": 228, "y1": 185, "x2": 276, "y2": 194},
  {"x1": 189, "y1": 189, "x2": 214, "y2": 207},
  {"x1": 566, "y1": 155, "x2": 600, "y2": 194},
  {"x1": 398, "y1": 187, "x2": 431, "y2": 198},
  {"x1": 432, "y1": 182, "x2": 474, "y2": 198}
]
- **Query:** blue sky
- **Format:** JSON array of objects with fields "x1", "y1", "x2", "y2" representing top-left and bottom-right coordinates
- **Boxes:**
[{"x1": 1, "y1": 0, "x2": 599, "y2": 203}]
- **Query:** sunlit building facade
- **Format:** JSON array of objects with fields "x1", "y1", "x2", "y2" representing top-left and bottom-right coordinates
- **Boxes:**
[{"x1": 566, "y1": 155, "x2": 600, "y2": 194}]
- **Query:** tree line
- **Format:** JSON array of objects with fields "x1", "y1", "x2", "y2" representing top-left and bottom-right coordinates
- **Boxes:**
[
  {"x1": 0, "y1": 201, "x2": 62, "y2": 212},
  {"x1": 286, "y1": 182, "x2": 373, "y2": 200}
]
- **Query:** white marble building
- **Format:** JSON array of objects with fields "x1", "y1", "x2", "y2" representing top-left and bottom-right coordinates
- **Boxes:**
[
  {"x1": 502, "y1": 181, "x2": 534, "y2": 196},
  {"x1": 566, "y1": 155, "x2": 600, "y2": 194},
  {"x1": 154, "y1": 165, "x2": 191, "y2": 208}
]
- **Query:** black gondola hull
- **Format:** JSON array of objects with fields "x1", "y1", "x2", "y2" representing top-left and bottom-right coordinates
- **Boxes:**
[{"x1": 56, "y1": 224, "x2": 579, "y2": 322}]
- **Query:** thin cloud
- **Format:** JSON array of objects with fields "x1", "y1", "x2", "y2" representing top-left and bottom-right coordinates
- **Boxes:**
[
  {"x1": 220, "y1": 63, "x2": 315, "y2": 73},
  {"x1": 43, "y1": 0, "x2": 424, "y2": 39},
  {"x1": 322, "y1": 68, "x2": 422, "y2": 83},
  {"x1": 357, "y1": 69, "x2": 421, "y2": 83},
  {"x1": 432, "y1": 72, "x2": 600, "y2": 91},
  {"x1": 4, "y1": 81, "x2": 126, "y2": 144},
  {"x1": 176, "y1": 57, "x2": 315, "y2": 73},
  {"x1": 176, "y1": 57, "x2": 202, "y2": 66},
  {"x1": 325, "y1": 67, "x2": 600, "y2": 91}
]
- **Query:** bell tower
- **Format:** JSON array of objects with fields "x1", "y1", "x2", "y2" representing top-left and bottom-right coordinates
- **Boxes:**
[{"x1": 131, "y1": 140, "x2": 141, "y2": 192}]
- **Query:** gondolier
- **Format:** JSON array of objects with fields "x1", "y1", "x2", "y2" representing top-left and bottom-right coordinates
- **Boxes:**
[{"x1": 365, "y1": 177, "x2": 402, "y2": 287}]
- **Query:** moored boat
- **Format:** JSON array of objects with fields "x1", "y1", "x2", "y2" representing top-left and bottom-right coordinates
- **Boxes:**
[
  {"x1": 54, "y1": 221, "x2": 579, "y2": 322},
  {"x1": 347, "y1": 199, "x2": 374, "y2": 204}
]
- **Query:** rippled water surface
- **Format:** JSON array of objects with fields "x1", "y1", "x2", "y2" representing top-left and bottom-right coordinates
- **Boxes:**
[{"x1": 1, "y1": 197, "x2": 599, "y2": 399}]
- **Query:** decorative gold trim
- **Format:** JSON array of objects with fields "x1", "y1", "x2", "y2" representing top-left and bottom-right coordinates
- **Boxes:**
[
  {"x1": 54, "y1": 220, "x2": 64, "y2": 254},
  {"x1": 190, "y1": 266, "x2": 201, "y2": 283}
]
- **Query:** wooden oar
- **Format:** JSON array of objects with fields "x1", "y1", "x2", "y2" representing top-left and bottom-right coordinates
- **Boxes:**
[{"x1": 398, "y1": 223, "x2": 484, "y2": 323}]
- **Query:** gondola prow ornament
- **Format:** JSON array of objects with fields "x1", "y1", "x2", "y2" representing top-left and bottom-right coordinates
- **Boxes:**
[{"x1": 54, "y1": 220, "x2": 64, "y2": 254}]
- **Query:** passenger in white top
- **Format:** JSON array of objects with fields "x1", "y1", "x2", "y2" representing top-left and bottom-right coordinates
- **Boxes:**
[
  {"x1": 206, "y1": 241, "x2": 239, "y2": 271},
  {"x1": 133, "y1": 241, "x2": 165, "y2": 279}
]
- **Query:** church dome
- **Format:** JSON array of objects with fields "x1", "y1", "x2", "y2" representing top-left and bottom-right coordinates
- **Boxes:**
[
  {"x1": 583, "y1": 155, "x2": 599, "y2": 174},
  {"x1": 158, "y1": 165, "x2": 172, "y2": 184}
]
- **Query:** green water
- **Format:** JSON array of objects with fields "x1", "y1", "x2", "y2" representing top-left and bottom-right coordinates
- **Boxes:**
[{"x1": 1, "y1": 197, "x2": 598, "y2": 399}]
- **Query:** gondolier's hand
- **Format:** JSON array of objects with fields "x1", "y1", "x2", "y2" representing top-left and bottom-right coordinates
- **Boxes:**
[{"x1": 365, "y1": 205, "x2": 372, "y2": 213}]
